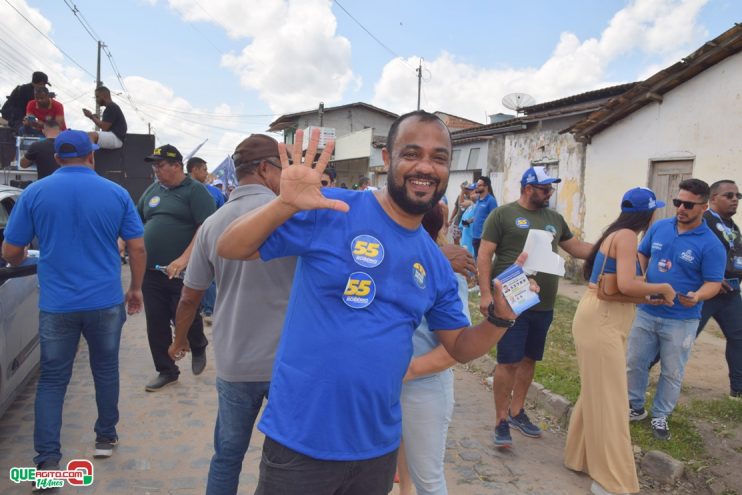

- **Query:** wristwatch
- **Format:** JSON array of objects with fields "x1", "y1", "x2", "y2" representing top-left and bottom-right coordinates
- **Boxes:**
[{"x1": 487, "y1": 303, "x2": 515, "y2": 328}]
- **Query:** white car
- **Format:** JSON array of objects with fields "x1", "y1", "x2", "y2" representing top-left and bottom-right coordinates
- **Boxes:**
[{"x1": 0, "y1": 184, "x2": 40, "y2": 419}]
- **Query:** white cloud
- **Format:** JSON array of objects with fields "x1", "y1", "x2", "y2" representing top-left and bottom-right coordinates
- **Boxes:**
[
  {"x1": 0, "y1": 0, "x2": 256, "y2": 168},
  {"x1": 166, "y1": 0, "x2": 359, "y2": 114},
  {"x1": 372, "y1": 0, "x2": 710, "y2": 121}
]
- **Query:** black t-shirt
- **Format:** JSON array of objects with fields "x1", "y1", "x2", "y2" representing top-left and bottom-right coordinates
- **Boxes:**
[
  {"x1": 102, "y1": 102, "x2": 127, "y2": 141},
  {"x1": 24, "y1": 138, "x2": 59, "y2": 179}
]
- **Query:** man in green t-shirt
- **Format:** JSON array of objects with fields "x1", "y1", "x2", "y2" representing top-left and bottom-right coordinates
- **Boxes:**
[
  {"x1": 477, "y1": 166, "x2": 592, "y2": 448},
  {"x1": 137, "y1": 144, "x2": 217, "y2": 391}
]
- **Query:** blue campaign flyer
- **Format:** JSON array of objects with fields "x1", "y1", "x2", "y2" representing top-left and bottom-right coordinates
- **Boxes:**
[{"x1": 495, "y1": 264, "x2": 540, "y2": 315}]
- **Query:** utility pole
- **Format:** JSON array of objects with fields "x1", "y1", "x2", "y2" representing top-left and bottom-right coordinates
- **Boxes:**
[
  {"x1": 148, "y1": 122, "x2": 151, "y2": 135},
  {"x1": 319, "y1": 102, "x2": 324, "y2": 127},
  {"x1": 416, "y1": 59, "x2": 422, "y2": 111},
  {"x1": 95, "y1": 40, "x2": 104, "y2": 130}
]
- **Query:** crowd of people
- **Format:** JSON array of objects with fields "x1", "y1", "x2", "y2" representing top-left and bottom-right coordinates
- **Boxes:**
[{"x1": 1, "y1": 81, "x2": 740, "y2": 495}]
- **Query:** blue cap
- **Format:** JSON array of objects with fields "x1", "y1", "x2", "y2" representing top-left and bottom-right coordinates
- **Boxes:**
[
  {"x1": 466, "y1": 183, "x2": 477, "y2": 190},
  {"x1": 521, "y1": 166, "x2": 562, "y2": 186},
  {"x1": 621, "y1": 187, "x2": 665, "y2": 212},
  {"x1": 55, "y1": 129, "x2": 99, "y2": 158}
]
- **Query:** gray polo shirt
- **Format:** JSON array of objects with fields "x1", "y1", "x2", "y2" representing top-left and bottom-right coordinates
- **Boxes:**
[{"x1": 185, "y1": 184, "x2": 297, "y2": 382}]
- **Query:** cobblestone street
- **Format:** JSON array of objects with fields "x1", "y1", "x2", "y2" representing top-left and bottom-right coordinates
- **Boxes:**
[{"x1": 0, "y1": 284, "x2": 595, "y2": 494}]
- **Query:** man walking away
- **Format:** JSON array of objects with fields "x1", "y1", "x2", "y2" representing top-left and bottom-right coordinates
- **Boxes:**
[{"x1": 2, "y1": 129, "x2": 145, "y2": 474}]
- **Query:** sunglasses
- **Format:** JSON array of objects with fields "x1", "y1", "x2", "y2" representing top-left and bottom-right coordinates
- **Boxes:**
[
  {"x1": 672, "y1": 198, "x2": 706, "y2": 209},
  {"x1": 719, "y1": 192, "x2": 742, "y2": 200},
  {"x1": 531, "y1": 185, "x2": 554, "y2": 193}
]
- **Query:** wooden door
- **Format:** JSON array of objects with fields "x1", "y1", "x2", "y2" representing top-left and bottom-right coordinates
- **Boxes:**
[{"x1": 649, "y1": 160, "x2": 694, "y2": 220}]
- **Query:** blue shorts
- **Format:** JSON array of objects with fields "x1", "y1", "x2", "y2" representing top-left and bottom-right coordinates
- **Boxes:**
[{"x1": 496, "y1": 309, "x2": 554, "y2": 364}]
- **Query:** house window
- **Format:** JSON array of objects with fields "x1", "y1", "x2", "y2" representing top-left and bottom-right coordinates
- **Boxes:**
[
  {"x1": 451, "y1": 149, "x2": 462, "y2": 170},
  {"x1": 466, "y1": 148, "x2": 480, "y2": 170}
]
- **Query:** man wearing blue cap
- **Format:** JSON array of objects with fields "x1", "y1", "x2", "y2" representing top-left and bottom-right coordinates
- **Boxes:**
[
  {"x1": 627, "y1": 179, "x2": 725, "y2": 440},
  {"x1": 477, "y1": 165, "x2": 592, "y2": 448},
  {"x1": 2, "y1": 129, "x2": 145, "y2": 472}
]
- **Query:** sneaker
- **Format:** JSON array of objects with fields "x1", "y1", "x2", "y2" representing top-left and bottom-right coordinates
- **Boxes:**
[
  {"x1": 34, "y1": 461, "x2": 60, "y2": 492},
  {"x1": 730, "y1": 390, "x2": 742, "y2": 401},
  {"x1": 192, "y1": 352, "x2": 207, "y2": 375},
  {"x1": 145, "y1": 373, "x2": 178, "y2": 392},
  {"x1": 508, "y1": 408, "x2": 542, "y2": 438},
  {"x1": 591, "y1": 480, "x2": 629, "y2": 495},
  {"x1": 629, "y1": 406, "x2": 647, "y2": 421},
  {"x1": 650, "y1": 416, "x2": 671, "y2": 440},
  {"x1": 493, "y1": 420, "x2": 512, "y2": 448},
  {"x1": 94, "y1": 436, "x2": 118, "y2": 458}
]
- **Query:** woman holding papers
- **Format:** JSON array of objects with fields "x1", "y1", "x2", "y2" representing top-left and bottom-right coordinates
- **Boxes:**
[{"x1": 564, "y1": 187, "x2": 675, "y2": 495}]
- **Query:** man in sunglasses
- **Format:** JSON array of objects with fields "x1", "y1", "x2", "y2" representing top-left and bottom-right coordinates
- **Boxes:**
[
  {"x1": 477, "y1": 166, "x2": 592, "y2": 448},
  {"x1": 627, "y1": 179, "x2": 726, "y2": 440},
  {"x1": 696, "y1": 180, "x2": 742, "y2": 399},
  {"x1": 137, "y1": 145, "x2": 216, "y2": 391}
]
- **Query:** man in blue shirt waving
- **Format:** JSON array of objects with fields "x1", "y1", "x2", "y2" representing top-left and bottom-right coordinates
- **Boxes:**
[
  {"x1": 2, "y1": 129, "x2": 145, "y2": 472},
  {"x1": 627, "y1": 178, "x2": 725, "y2": 441},
  {"x1": 217, "y1": 111, "x2": 525, "y2": 495}
]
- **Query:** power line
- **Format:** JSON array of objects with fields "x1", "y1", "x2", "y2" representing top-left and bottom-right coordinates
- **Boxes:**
[
  {"x1": 136, "y1": 100, "x2": 277, "y2": 119},
  {"x1": 62, "y1": 0, "x2": 100, "y2": 43},
  {"x1": 2, "y1": 0, "x2": 96, "y2": 78},
  {"x1": 333, "y1": 0, "x2": 414, "y2": 70}
]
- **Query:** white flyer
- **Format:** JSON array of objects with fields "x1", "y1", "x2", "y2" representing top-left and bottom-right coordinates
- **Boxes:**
[
  {"x1": 522, "y1": 229, "x2": 566, "y2": 277},
  {"x1": 495, "y1": 264, "x2": 540, "y2": 315}
]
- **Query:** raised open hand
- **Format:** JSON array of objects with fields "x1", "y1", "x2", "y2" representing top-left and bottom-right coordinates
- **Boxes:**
[{"x1": 276, "y1": 128, "x2": 349, "y2": 214}]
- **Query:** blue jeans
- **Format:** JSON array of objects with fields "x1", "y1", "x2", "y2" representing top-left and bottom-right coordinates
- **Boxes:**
[
  {"x1": 202, "y1": 281, "x2": 217, "y2": 316},
  {"x1": 206, "y1": 378, "x2": 270, "y2": 495},
  {"x1": 697, "y1": 290, "x2": 742, "y2": 393},
  {"x1": 34, "y1": 304, "x2": 126, "y2": 465},
  {"x1": 401, "y1": 369, "x2": 454, "y2": 495},
  {"x1": 626, "y1": 309, "x2": 698, "y2": 419}
]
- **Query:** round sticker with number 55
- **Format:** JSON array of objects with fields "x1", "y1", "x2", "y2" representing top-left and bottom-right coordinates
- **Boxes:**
[
  {"x1": 342, "y1": 272, "x2": 377, "y2": 309},
  {"x1": 350, "y1": 235, "x2": 385, "y2": 268}
]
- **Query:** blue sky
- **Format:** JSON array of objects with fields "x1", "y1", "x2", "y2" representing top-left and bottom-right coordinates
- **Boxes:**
[{"x1": 1, "y1": 0, "x2": 738, "y2": 166}]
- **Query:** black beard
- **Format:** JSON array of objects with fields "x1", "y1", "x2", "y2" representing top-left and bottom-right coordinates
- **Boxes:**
[{"x1": 387, "y1": 174, "x2": 444, "y2": 216}]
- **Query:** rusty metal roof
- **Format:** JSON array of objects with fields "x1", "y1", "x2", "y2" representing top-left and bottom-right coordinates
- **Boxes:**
[{"x1": 568, "y1": 23, "x2": 742, "y2": 142}]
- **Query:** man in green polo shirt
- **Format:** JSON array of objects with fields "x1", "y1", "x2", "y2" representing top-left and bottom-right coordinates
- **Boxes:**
[
  {"x1": 138, "y1": 144, "x2": 217, "y2": 391},
  {"x1": 477, "y1": 166, "x2": 592, "y2": 448}
]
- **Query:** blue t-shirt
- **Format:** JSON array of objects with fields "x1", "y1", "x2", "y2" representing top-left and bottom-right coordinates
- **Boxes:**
[
  {"x1": 638, "y1": 217, "x2": 725, "y2": 320},
  {"x1": 205, "y1": 183, "x2": 226, "y2": 208},
  {"x1": 258, "y1": 189, "x2": 469, "y2": 461},
  {"x1": 4, "y1": 166, "x2": 144, "y2": 312},
  {"x1": 472, "y1": 194, "x2": 498, "y2": 239}
]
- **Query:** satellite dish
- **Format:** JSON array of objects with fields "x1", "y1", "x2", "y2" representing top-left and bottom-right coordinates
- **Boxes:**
[{"x1": 502, "y1": 93, "x2": 536, "y2": 114}]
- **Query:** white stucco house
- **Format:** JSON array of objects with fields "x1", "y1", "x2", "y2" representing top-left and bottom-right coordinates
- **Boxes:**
[{"x1": 570, "y1": 24, "x2": 742, "y2": 242}]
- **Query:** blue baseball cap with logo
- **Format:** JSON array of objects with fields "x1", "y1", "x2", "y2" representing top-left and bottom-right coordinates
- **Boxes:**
[
  {"x1": 521, "y1": 166, "x2": 562, "y2": 186},
  {"x1": 621, "y1": 187, "x2": 665, "y2": 212},
  {"x1": 54, "y1": 129, "x2": 99, "y2": 158}
]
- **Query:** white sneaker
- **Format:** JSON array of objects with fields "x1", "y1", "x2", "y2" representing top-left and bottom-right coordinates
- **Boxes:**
[{"x1": 591, "y1": 481, "x2": 629, "y2": 495}]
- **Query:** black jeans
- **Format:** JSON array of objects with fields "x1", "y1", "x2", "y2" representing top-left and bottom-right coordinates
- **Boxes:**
[
  {"x1": 142, "y1": 269, "x2": 207, "y2": 376},
  {"x1": 254, "y1": 437, "x2": 397, "y2": 495}
]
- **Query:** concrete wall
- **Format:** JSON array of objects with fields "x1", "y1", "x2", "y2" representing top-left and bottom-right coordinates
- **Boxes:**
[
  {"x1": 501, "y1": 129, "x2": 587, "y2": 238},
  {"x1": 334, "y1": 128, "x2": 373, "y2": 161},
  {"x1": 583, "y1": 52, "x2": 742, "y2": 242}
]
